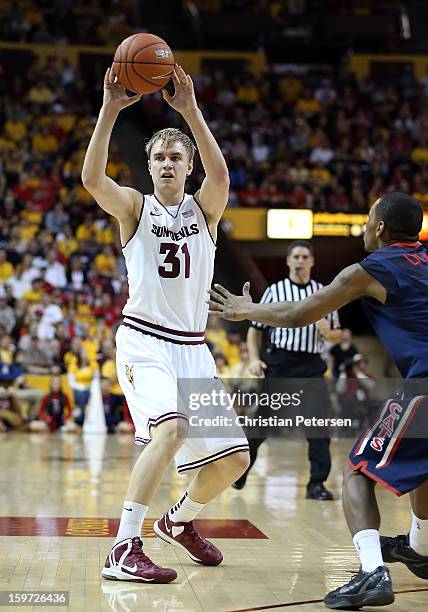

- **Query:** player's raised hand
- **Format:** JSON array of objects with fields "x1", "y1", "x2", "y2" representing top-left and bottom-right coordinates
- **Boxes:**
[
  {"x1": 208, "y1": 282, "x2": 253, "y2": 321},
  {"x1": 161, "y1": 64, "x2": 198, "y2": 116},
  {"x1": 103, "y1": 66, "x2": 142, "y2": 111}
]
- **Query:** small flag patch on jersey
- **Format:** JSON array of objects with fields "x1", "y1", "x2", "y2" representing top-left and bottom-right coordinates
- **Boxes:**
[
  {"x1": 150, "y1": 206, "x2": 162, "y2": 216},
  {"x1": 182, "y1": 209, "x2": 194, "y2": 218}
]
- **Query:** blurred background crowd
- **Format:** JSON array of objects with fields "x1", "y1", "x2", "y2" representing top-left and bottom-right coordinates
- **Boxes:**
[{"x1": 0, "y1": 0, "x2": 424, "y2": 433}]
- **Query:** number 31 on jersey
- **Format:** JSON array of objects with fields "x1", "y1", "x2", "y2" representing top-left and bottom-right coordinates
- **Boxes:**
[{"x1": 158, "y1": 242, "x2": 190, "y2": 278}]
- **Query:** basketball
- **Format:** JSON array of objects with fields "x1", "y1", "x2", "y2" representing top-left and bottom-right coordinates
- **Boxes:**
[{"x1": 113, "y1": 33, "x2": 174, "y2": 95}]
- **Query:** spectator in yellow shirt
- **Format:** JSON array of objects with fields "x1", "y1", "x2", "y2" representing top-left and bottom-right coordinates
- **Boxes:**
[
  {"x1": 236, "y1": 80, "x2": 260, "y2": 105},
  {"x1": 23, "y1": 278, "x2": 44, "y2": 303},
  {"x1": 18, "y1": 219, "x2": 40, "y2": 242},
  {"x1": 21, "y1": 202, "x2": 43, "y2": 225},
  {"x1": 57, "y1": 226, "x2": 78, "y2": 258},
  {"x1": 28, "y1": 82, "x2": 55, "y2": 105},
  {"x1": 80, "y1": 324, "x2": 99, "y2": 363},
  {"x1": 95, "y1": 221, "x2": 115, "y2": 245},
  {"x1": 412, "y1": 144, "x2": 428, "y2": 165},
  {"x1": 413, "y1": 187, "x2": 428, "y2": 209},
  {"x1": 0, "y1": 335, "x2": 14, "y2": 365},
  {"x1": 0, "y1": 249, "x2": 14, "y2": 283},
  {"x1": 76, "y1": 218, "x2": 98, "y2": 242},
  {"x1": 296, "y1": 88, "x2": 321, "y2": 115},
  {"x1": 101, "y1": 344, "x2": 125, "y2": 433},
  {"x1": 205, "y1": 315, "x2": 229, "y2": 354},
  {"x1": 0, "y1": 136, "x2": 16, "y2": 151},
  {"x1": 221, "y1": 332, "x2": 242, "y2": 367},
  {"x1": 311, "y1": 162, "x2": 332, "y2": 185},
  {"x1": 101, "y1": 358, "x2": 122, "y2": 396},
  {"x1": 64, "y1": 337, "x2": 81, "y2": 372},
  {"x1": 279, "y1": 72, "x2": 303, "y2": 102},
  {"x1": 32, "y1": 128, "x2": 59, "y2": 154},
  {"x1": 4, "y1": 118, "x2": 27, "y2": 142},
  {"x1": 94, "y1": 246, "x2": 116, "y2": 276},
  {"x1": 56, "y1": 113, "x2": 76, "y2": 133},
  {"x1": 67, "y1": 348, "x2": 97, "y2": 426},
  {"x1": 73, "y1": 184, "x2": 93, "y2": 204},
  {"x1": 106, "y1": 159, "x2": 131, "y2": 180}
]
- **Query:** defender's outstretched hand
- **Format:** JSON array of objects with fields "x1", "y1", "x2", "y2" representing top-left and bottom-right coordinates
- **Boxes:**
[
  {"x1": 208, "y1": 282, "x2": 252, "y2": 321},
  {"x1": 103, "y1": 66, "x2": 142, "y2": 110},
  {"x1": 162, "y1": 64, "x2": 198, "y2": 116}
]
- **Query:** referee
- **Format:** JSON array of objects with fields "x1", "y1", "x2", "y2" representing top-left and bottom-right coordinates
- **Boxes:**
[{"x1": 233, "y1": 240, "x2": 342, "y2": 500}]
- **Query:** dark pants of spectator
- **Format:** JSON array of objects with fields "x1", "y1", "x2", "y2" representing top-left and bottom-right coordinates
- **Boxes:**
[
  {"x1": 73, "y1": 389, "x2": 90, "y2": 426},
  {"x1": 241, "y1": 350, "x2": 332, "y2": 487},
  {"x1": 338, "y1": 397, "x2": 381, "y2": 432},
  {"x1": 104, "y1": 393, "x2": 125, "y2": 433}
]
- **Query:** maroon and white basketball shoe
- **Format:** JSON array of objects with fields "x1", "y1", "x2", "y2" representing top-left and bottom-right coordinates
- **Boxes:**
[
  {"x1": 102, "y1": 537, "x2": 177, "y2": 583},
  {"x1": 154, "y1": 513, "x2": 223, "y2": 566}
]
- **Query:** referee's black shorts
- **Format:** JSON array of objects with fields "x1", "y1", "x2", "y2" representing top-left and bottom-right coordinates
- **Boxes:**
[{"x1": 255, "y1": 349, "x2": 331, "y2": 434}]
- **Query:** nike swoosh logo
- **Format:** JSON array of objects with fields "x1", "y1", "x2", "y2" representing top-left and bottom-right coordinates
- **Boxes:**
[
  {"x1": 172, "y1": 525, "x2": 184, "y2": 537},
  {"x1": 124, "y1": 507, "x2": 133, "y2": 511},
  {"x1": 150, "y1": 211, "x2": 162, "y2": 216},
  {"x1": 122, "y1": 564, "x2": 138, "y2": 573}
]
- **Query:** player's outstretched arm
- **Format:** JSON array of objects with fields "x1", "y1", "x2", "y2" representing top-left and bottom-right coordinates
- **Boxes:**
[
  {"x1": 208, "y1": 265, "x2": 387, "y2": 326},
  {"x1": 162, "y1": 65, "x2": 229, "y2": 225},
  {"x1": 82, "y1": 67, "x2": 142, "y2": 221}
]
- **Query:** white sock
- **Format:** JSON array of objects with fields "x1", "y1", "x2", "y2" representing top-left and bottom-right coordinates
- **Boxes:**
[
  {"x1": 114, "y1": 500, "x2": 148, "y2": 544},
  {"x1": 168, "y1": 492, "x2": 205, "y2": 523},
  {"x1": 353, "y1": 529, "x2": 384, "y2": 572},
  {"x1": 409, "y1": 511, "x2": 428, "y2": 556}
]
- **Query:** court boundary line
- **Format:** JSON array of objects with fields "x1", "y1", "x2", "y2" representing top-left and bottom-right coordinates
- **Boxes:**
[{"x1": 227, "y1": 587, "x2": 428, "y2": 611}]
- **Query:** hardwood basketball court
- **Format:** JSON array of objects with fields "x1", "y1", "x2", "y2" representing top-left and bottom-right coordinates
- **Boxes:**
[{"x1": 1, "y1": 433, "x2": 427, "y2": 611}]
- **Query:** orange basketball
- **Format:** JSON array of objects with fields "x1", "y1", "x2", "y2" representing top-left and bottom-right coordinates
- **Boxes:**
[{"x1": 113, "y1": 33, "x2": 174, "y2": 95}]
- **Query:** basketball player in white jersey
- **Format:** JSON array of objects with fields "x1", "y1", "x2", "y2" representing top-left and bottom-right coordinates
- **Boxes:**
[{"x1": 82, "y1": 64, "x2": 250, "y2": 583}]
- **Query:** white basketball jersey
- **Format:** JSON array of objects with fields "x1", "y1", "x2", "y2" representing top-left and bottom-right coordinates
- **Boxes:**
[{"x1": 121, "y1": 193, "x2": 215, "y2": 344}]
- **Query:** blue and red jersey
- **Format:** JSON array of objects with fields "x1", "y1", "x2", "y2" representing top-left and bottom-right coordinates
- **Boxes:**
[{"x1": 360, "y1": 242, "x2": 428, "y2": 379}]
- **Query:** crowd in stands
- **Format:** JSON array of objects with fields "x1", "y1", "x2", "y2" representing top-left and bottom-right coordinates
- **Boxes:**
[
  {"x1": 3, "y1": 9, "x2": 428, "y2": 212},
  {"x1": 1, "y1": 1, "x2": 393, "y2": 49},
  {"x1": 0, "y1": 0, "x2": 306, "y2": 47},
  {"x1": 185, "y1": 64, "x2": 428, "y2": 211},
  {"x1": 0, "y1": 22, "x2": 420, "y2": 433},
  {"x1": 0, "y1": 49, "x2": 134, "y2": 432},
  {"x1": 0, "y1": 0, "x2": 142, "y2": 45}
]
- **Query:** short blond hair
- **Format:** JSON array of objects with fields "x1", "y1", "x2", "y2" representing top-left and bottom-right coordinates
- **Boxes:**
[{"x1": 145, "y1": 128, "x2": 196, "y2": 161}]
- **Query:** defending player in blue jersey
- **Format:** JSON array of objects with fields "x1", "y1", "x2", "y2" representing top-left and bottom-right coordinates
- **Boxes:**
[{"x1": 207, "y1": 192, "x2": 428, "y2": 609}]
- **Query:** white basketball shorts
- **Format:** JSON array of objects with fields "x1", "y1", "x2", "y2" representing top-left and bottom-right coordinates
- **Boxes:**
[{"x1": 115, "y1": 324, "x2": 249, "y2": 473}]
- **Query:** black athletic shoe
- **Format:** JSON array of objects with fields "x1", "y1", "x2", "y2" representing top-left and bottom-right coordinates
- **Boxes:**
[
  {"x1": 324, "y1": 566, "x2": 394, "y2": 609},
  {"x1": 306, "y1": 483, "x2": 334, "y2": 500},
  {"x1": 381, "y1": 533, "x2": 428, "y2": 579}
]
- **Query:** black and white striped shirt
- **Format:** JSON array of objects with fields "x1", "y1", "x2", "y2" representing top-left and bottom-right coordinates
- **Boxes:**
[{"x1": 251, "y1": 278, "x2": 340, "y2": 354}]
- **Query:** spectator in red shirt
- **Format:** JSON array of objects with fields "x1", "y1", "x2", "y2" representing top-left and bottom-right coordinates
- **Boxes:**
[
  {"x1": 92, "y1": 293, "x2": 118, "y2": 327},
  {"x1": 30, "y1": 376, "x2": 76, "y2": 432}
]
